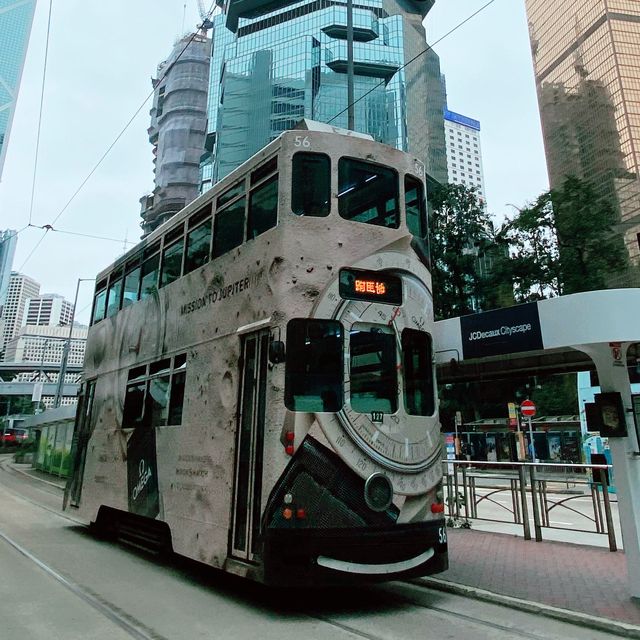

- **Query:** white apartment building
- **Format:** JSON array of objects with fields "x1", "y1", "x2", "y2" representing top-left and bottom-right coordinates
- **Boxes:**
[
  {"x1": 24, "y1": 293, "x2": 74, "y2": 326},
  {"x1": 1, "y1": 271, "x2": 40, "y2": 359},
  {"x1": 444, "y1": 109, "x2": 487, "y2": 207},
  {"x1": 5, "y1": 325, "x2": 87, "y2": 366}
]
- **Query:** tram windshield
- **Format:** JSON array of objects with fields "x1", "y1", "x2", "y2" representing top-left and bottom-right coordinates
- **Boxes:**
[
  {"x1": 338, "y1": 158, "x2": 399, "y2": 228},
  {"x1": 285, "y1": 319, "x2": 343, "y2": 412},
  {"x1": 349, "y1": 324, "x2": 398, "y2": 414}
]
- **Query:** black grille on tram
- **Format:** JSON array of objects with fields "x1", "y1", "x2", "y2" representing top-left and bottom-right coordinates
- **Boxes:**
[{"x1": 263, "y1": 436, "x2": 399, "y2": 529}]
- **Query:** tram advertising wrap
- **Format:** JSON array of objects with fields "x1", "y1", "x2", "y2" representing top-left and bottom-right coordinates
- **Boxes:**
[{"x1": 64, "y1": 123, "x2": 447, "y2": 586}]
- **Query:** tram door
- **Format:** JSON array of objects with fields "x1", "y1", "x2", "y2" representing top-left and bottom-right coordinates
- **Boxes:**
[
  {"x1": 231, "y1": 330, "x2": 269, "y2": 560},
  {"x1": 65, "y1": 381, "x2": 95, "y2": 508}
]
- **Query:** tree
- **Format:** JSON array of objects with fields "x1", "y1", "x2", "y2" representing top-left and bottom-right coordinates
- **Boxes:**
[
  {"x1": 429, "y1": 183, "x2": 497, "y2": 319},
  {"x1": 500, "y1": 176, "x2": 628, "y2": 300}
]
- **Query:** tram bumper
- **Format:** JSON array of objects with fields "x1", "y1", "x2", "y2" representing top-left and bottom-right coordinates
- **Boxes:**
[{"x1": 262, "y1": 520, "x2": 447, "y2": 587}]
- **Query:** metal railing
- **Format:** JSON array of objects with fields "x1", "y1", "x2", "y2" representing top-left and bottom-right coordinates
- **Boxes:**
[{"x1": 442, "y1": 460, "x2": 618, "y2": 551}]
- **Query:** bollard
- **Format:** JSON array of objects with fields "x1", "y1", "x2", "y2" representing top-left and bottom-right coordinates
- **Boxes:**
[
  {"x1": 599, "y1": 468, "x2": 617, "y2": 552},
  {"x1": 529, "y1": 465, "x2": 543, "y2": 542},
  {"x1": 461, "y1": 465, "x2": 470, "y2": 520},
  {"x1": 518, "y1": 465, "x2": 531, "y2": 540}
]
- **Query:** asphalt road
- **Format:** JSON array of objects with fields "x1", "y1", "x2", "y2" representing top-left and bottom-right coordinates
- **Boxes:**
[{"x1": 0, "y1": 458, "x2": 624, "y2": 640}]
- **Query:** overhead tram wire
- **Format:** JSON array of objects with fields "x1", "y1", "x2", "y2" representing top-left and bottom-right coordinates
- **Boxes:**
[
  {"x1": 18, "y1": 2, "x2": 217, "y2": 270},
  {"x1": 327, "y1": 0, "x2": 497, "y2": 126},
  {"x1": 27, "y1": 0, "x2": 54, "y2": 227}
]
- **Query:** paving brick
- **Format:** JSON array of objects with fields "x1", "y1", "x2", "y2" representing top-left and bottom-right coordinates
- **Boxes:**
[{"x1": 441, "y1": 528, "x2": 640, "y2": 626}]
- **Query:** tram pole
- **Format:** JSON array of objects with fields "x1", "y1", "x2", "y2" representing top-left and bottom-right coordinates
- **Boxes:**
[{"x1": 54, "y1": 278, "x2": 93, "y2": 408}]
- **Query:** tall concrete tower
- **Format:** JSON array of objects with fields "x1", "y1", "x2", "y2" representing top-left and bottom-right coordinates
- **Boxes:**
[{"x1": 139, "y1": 32, "x2": 212, "y2": 237}]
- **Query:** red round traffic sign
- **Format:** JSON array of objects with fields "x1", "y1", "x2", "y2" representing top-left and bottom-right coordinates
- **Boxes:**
[{"x1": 520, "y1": 399, "x2": 536, "y2": 417}]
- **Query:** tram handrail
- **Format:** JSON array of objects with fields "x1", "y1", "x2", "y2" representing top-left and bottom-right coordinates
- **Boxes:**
[{"x1": 440, "y1": 459, "x2": 618, "y2": 551}]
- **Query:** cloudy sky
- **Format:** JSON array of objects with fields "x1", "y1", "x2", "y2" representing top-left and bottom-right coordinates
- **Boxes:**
[{"x1": 0, "y1": 0, "x2": 548, "y2": 323}]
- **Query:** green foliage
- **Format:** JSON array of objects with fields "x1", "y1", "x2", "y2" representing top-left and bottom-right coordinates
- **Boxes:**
[
  {"x1": 429, "y1": 183, "x2": 496, "y2": 319},
  {"x1": 500, "y1": 176, "x2": 628, "y2": 300}
]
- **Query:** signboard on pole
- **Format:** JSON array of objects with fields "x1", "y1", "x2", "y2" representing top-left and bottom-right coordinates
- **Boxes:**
[
  {"x1": 507, "y1": 402, "x2": 517, "y2": 427},
  {"x1": 520, "y1": 399, "x2": 536, "y2": 418}
]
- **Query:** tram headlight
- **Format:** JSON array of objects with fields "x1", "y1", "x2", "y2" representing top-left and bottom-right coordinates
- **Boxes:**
[{"x1": 364, "y1": 473, "x2": 393, "y2": 512}]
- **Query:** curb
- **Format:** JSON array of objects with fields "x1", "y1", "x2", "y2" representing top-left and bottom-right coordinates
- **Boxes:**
[
  {"x1": 415, "y1": 576, "x2": 640, "y2": 638},
  {"x1": 3, "y1": 461, "x2": 66, "y2": 491}
]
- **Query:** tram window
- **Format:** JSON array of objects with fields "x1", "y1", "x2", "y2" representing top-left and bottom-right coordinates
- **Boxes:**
[
  {"x1": 148, "y1": 373, "x2": 170, "y2": 427},
  {"x1": 185, "y1": 220, "x2": 212, "y2": 275},
  {"x1": 168, "y1": 367, "x2": 186, "y2": 425},
  {"x1": 248, "y1": 175, "x2": 278, "y2": 240},
  {"x1": 92, "y1": 286, "x2": 107, "y2": 325},
  {"x1": 140, "y1": 253, "x2": 160, "y2": 300},
  {"x1": 251, "y1": 156, "x2": 277, "y2": 185},
  {"x1": 405, "y1": 175, "x2": 427, "y2": 238},
  {"x1": 123, "y1": 264, "x2": 141, "y2": 307},
  {"x1": 292, "y1": 152, "x2": 330, "y2": 217},
  {"x1": 160, "y1": 239, "x2": 184, "y2": 288},
  {"x1": 349, "y1": 324, "x2": 397, "y2": 414},
  {"x1": 188, "y1": 204, "x2": 211, "y2": 229},
  {"x1": 213, "y1": 196, "x2": 246, "y2": 258},
  {"x1": 123, "y1": 366, "x2": 148, "y2": 429},
  {"x1": 106, "y1": 273, "x2": 123, "y2": 318},
  {"x1": 285, "y1": 318, "x2": 343, "y2": 412},
  {"x1": 218, "y1": 181, "x2": 244, "y2": 208},
  {"x1": 338, "y1": 158, "x2": 399, "y2": 228},
  {"x1": 401, "y1": 329, "x2": 434, "y2": 416}
]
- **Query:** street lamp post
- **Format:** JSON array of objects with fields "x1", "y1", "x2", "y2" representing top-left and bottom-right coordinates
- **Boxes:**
[{"x1": 53, "y1": 278, "x2": 93, "y2": 408}]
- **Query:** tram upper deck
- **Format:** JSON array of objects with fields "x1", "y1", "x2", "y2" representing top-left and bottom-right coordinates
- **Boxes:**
[{"x1": 88, "y1": 127, "x2": 431, "y2": 359}]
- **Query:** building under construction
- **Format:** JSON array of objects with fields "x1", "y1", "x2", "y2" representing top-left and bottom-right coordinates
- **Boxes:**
[{"x1": 139, "y1": 32, "x2": 211, "y2": 237}]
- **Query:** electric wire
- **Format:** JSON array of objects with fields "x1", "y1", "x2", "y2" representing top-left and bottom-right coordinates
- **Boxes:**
[
  {"x1": 18, "y1": 2, "x2": 216, "y2": 270},
  {"x1": 27, "y1": 0, "x2": 54, "y2": 226},
  {"x1": 48, "y1": 2, "x2": 216, "y2": 229},
  {"x1": 327, "y1": 0, "x2": 497, "y2": 125}
]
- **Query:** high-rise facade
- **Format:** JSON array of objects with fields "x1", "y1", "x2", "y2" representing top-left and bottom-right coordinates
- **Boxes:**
[
  {"x1": 140, "y1": 32, "x2": 212, "y2": 237},
  {"x1": 444, "y1": 109, "x2": 486, "y2": 206},
  {"x1": 0, "y1": 229, "x2": 17, "y2": 309},
  {"x1": 23, "y1": 293, "x2": 74, "y2": 327},
  {"x1": 201, "y1": 0, "x2": 447, "y2": 188},
  {"x1": 0, "y1": 0, "x2": 37, "y2": 180},
  {"x1": 524, "y1": 1, "x2": 640, "y2": 282},
  {"x1": 0, "y1": 271, "x2": 39, "y2": 359}
]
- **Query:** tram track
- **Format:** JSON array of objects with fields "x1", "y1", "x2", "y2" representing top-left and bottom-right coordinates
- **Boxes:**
[{"x1": 0, "y1": 460, "x2": 619, "y2": 640}]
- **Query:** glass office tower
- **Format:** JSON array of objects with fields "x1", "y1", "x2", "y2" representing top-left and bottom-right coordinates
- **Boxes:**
[
  {"x1": 201, "y1": 0, "x2": 447, "y2": 188},
  {"x1": 525, "y1": 1, "x2": 640, "y2": 283},
  {"x1": 0, "y1": 0, "x2": 37, "y2": 180}
]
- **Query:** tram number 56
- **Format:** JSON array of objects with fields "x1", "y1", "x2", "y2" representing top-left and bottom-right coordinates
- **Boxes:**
[
  {"x1": 438, "y1": 527, "x2": 448, "y2": 545},
  {"x1": 294, "y1": 135, "x2": 311, "y2": 148}
]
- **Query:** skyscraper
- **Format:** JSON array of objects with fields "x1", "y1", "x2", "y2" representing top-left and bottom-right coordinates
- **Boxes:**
[
  {"x1": 0, "y1": 229, "x2": 17, "y2": 309},
  {"x1": 524, "y1": 1, "x2": 640, "y2": 283},
  {"x1": 140, "y1": 32, "x2": 212, "y2": 237},
  {"x1": 23, "y1": 293, "x2": 74, "y2": 326},
  {"x1": 1, "y1": 271, "x2": 39, "y2": 359},
  {"x1": 444, "y1": 109, "x2": 486, "y2": 206},
  {"x1": 201, "y1": 0, "x2": 447, "y2": 188},
  {"x1": 0, "y1": 0, "x2": 37, "y2": 180}
]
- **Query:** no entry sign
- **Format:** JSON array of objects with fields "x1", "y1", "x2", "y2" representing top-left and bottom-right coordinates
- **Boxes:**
[{"x1": 521, "y1": 399, "x2": 536, "y2": 418}]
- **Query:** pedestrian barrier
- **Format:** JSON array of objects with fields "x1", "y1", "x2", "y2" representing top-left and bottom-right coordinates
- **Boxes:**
[{"x1": 442, "y1": 459, "x2": 618, "y2": 551}]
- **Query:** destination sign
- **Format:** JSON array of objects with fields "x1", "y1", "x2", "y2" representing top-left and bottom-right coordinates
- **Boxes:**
[{"x1": 339, "y1": 268, "x2": 402, "y2": 305}]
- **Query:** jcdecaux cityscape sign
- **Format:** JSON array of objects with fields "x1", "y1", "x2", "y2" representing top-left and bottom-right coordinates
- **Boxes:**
[{"x1": 460, "y1": 302, "x2": 543, "y2": 359}]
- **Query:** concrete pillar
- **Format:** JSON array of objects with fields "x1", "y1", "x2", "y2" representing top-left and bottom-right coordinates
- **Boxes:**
[{"x1": 576, "y1": 342, "x2": 640, "y2": 598}]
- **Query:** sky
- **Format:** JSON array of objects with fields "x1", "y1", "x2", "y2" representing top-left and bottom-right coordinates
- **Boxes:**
[{"x1": 0, "y1": 0, "x2": 549, "y2": 324}]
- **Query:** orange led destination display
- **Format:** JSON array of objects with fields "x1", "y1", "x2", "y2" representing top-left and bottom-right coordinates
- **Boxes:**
[{"x1": 339, "y1": 268, "x2": 402, "y2": 305}]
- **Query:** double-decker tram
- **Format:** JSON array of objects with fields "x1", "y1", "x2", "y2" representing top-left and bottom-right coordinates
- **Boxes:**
[{"x1": 64, "y1": 121, "x2": 447, "y2": 586}]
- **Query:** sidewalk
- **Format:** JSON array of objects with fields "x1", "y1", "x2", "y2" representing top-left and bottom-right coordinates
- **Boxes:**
[{"x1": 425, "y1": 527, "x2": 640, "y2": 630}]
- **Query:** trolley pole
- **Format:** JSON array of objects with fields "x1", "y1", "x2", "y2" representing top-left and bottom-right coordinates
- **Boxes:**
[
  {"x1": 528, "y1": 415, "x2": 536, "y2": 463},
  {"x1": 346, "y1": 0, "x2": 355, "y2": 130}
]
